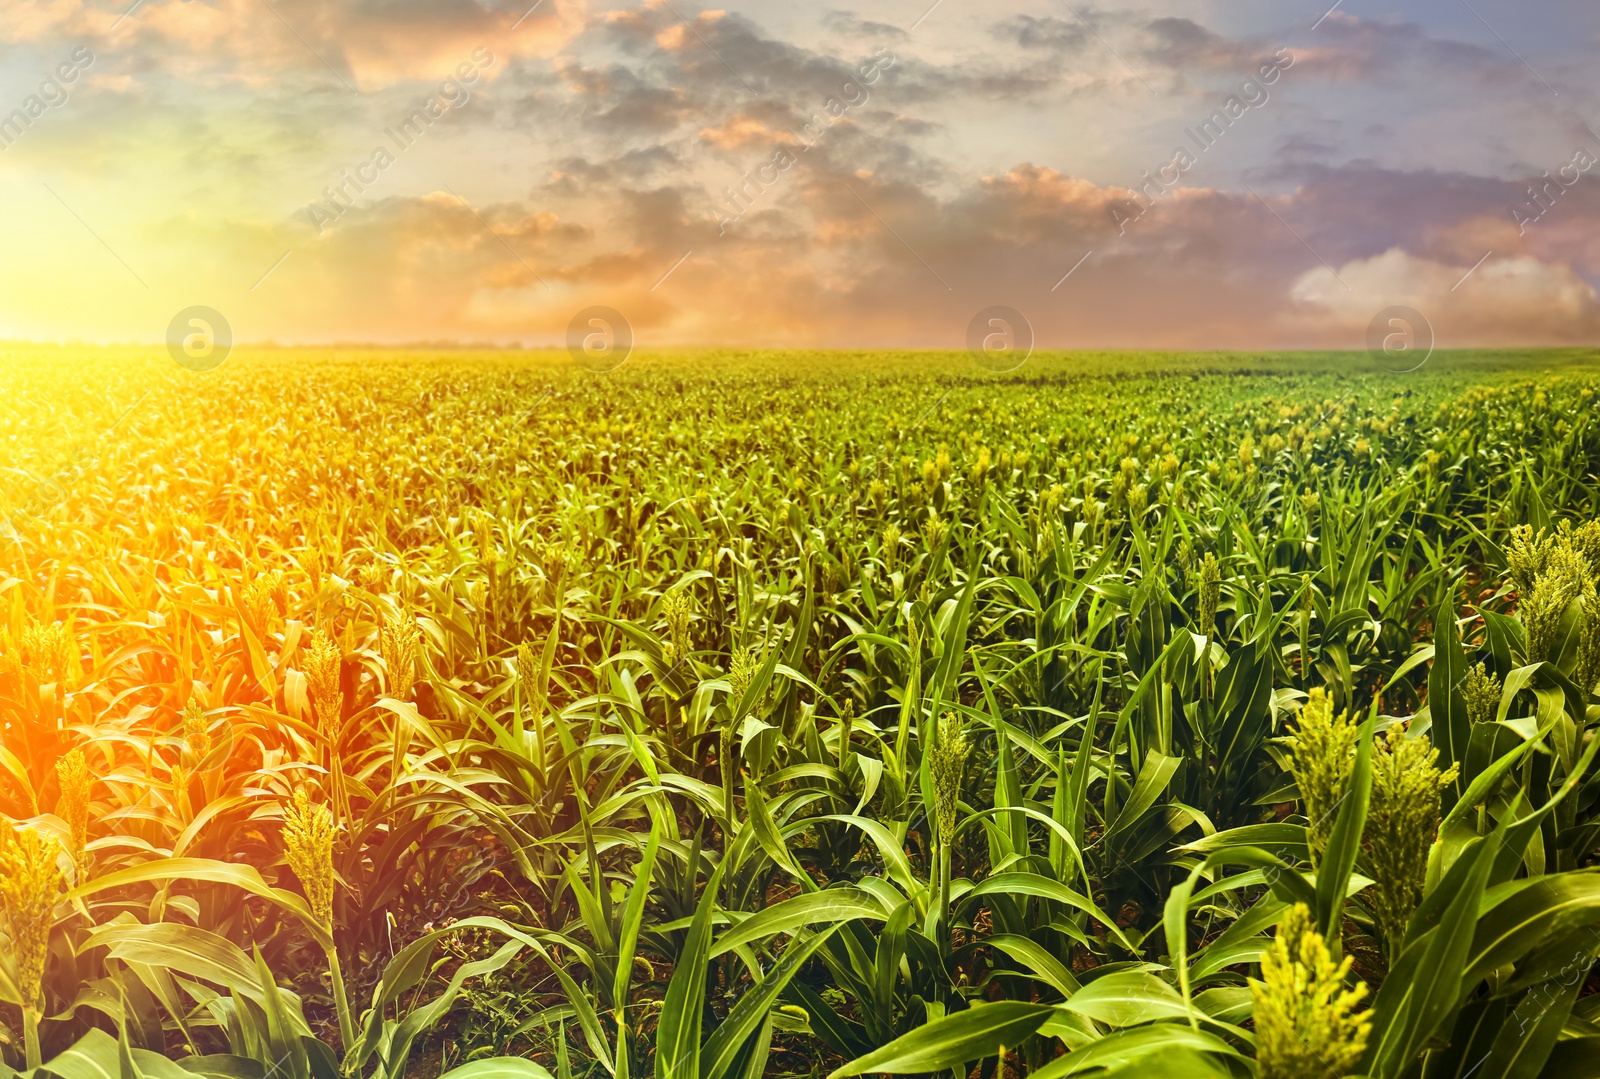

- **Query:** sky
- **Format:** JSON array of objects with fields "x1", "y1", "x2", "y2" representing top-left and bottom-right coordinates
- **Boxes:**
[{"x1": 0, "y1": 0, "x2": 1597, "y2": 351}]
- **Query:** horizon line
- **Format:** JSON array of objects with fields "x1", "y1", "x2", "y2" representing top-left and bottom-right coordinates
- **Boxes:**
[{"x1": 1, "y1": 339, "x2": 1596, "y2": 355}]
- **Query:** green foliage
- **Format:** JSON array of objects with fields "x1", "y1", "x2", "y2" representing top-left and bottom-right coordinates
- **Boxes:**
[{"x1": 2, "y1": 347, "x2": 1600, "y2": 1078}]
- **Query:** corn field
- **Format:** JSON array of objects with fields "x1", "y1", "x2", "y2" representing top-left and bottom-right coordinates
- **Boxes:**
[{"x1": 5, "y1": 345, "x2": 1600, "y2": 1079}]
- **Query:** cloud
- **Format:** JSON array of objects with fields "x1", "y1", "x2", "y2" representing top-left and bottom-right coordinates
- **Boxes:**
[
  {"x1": 1, "y1": 1, "x2": 1595, "y2": 349},
  {"x1": 821, "y1": 9, "x2": 908, "y2": 42},
  {"x1": 991, "y1": 15, "x2": 1087, "y2": 54},
  {"x1": 219, "y1": 153, "x2": 1598, "y2": 351},
  {"x1": 698, "y1": 110, "x2": 797, "y2": 150},
  {"x1": 1291, "y1": 248, "x2": 1600, "y2": 345},
  {"x1": 1143, "y1": 17, "x2": 1273, "y2": 73},
  {"x1": 32, "y1": 0, "x2": 577, "y2": 88}
]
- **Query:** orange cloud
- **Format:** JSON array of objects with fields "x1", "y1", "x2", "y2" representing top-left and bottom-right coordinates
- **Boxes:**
[
  {"x1": 699, "y1": 113, "x2": 783, "y2": 149},
  {"x1": 17, "y1": 0, "x2": 583, "y2": 91}
]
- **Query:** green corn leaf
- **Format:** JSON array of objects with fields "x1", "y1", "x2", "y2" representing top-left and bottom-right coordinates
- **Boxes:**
[
  {"x1": 1061, "y1": 971, "x2": 1188, "y2": 1027},
  {"x1": 1461, "y1": 874, "x2": 1600, "y2": 988},
  {"x1": 1429, "y1": 590, "x2": 1470, "y2": 800},
  {"x1": 66, "y1": 860, "x2": 329, "y2": 952},
  {"x1": 826, "y1": 1001, "x2": 1054, "y2": 1078},
  {"x1": 966, "y1": 873, "x2": 1138, "y2": 952},
  {"x1": 1315, "y1": 708, "x2": 1376, "y2": 941},
  {"x1": 817, "y1": 815, "x2": 919, "y2": 897},
  {"x1": 1023, "y1": 1024, "x2": 1244, "y2": 1079},
  {"x1": 1472, "y1": 970, "x2": 1582, "y2": 1079},
  {"x1": 1104, "y1": 750, "x2": 1179, "y2": 842},
  {"x1": 700, "y1": 926, "x2": 839, "y2": 1079},
  {"x1": 780, "y1": 980, "x2": 871, "y2": 1060},
  {"x1": 246, "y1": 951, "x2": 306, "y2": 1079},
  {"x1": 374, "y1": 932, "x2": 543, "y2": 1078},
  {"x1": 710, "y1": 889, "x2": 886, "y2": 959},
  {"x1": 656, "y1": 859, "x2": 727, "y2": 1079},
  {"x1": 33, "y1": 1030, "x2": 198, "y2": 1079},
  {"x1": 929, "y1": 571, "x2": 980, "y2": 715},
  {"x1": 871, "y1": 901, "x2": 914, "y2": 1026},
  {"x1": 986, "y1": 934, "x2": 1081, "y2": 997},
  {"x1": 85, "y1": 924, "x2": 273, "y2": 1012},
  {"x1": 1363, "y1": 829, "x2": 1501, "y2": 1078},
  {"x1": 614, "y1": 819, "x2": 661, "y2": 1019},
  {"x1": 991, "y1": 719, "x2": 1027, "y2": 863},
  {"x1": 118, "y1": 1017, "x2": 145, "y2": 1079},
  {"x1": 437, "y1": 1061, "x2": 556, "y2": 1079},
  {"x1": 743, "y1": 772, "x2": 807, "y2": 884},
  {"x1": 1536, "y1": 1036, "x2": 1600, "y2": 1078},
  {"x1": 173, "y1": 1055, "x2": 268, "y2": 1079}
]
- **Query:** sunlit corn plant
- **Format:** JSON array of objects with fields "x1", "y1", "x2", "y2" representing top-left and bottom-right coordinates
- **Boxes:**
[
  {"x1": 0, "y1": 823, "x2": 62, "y2": 1068},
  {"x1": 281, "y1": 788, "x2": 353, "y2": 1049},
  {"x1": 52, "y1": 749, "x2": 91, "y2": 868}
]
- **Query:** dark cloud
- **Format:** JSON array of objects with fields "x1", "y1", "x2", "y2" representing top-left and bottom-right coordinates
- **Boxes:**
[
  {"x1": 1143, "y1": 17, "x2": 1269, "y2": 72},
  {"x1": 821, "y1": 9, "x2": 909, "y2": 42},
  {"x1": 991, "y1": 15, "x2": 1088, "y2": 53}
]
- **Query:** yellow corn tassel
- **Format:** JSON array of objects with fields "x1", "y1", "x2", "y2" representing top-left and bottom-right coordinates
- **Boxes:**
[
  {"x1": 1250, "y1": 903, "x2": 1372, "y2": 1079},
  {"x1": 0, "y1": 823, "x2": 63, "y2": 1067},
  {"x1": 54, "y1": 749, "x2": 93, "y2": 864},
  {"x1": 282, "y1": 789, "x2": 336, "y2": 930}
]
